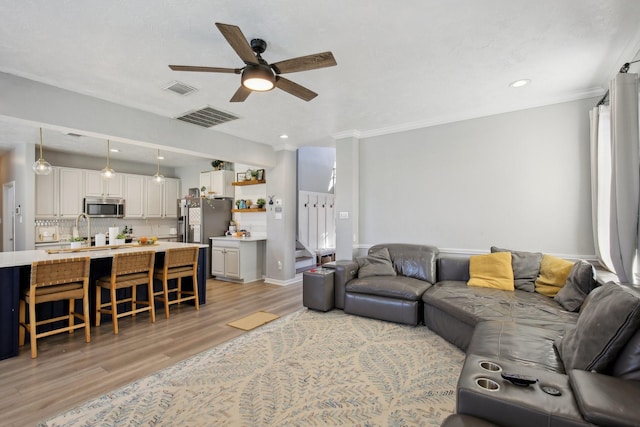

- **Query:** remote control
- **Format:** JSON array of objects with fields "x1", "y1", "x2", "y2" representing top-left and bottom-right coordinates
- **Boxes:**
[{"x1": 501, "y1": 372, "x2": 538, "y2": 386}]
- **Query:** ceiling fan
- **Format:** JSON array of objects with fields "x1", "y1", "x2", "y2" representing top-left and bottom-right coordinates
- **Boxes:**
[{"x1": 169, "y1": 22, "x2": 337, "y2": 102}]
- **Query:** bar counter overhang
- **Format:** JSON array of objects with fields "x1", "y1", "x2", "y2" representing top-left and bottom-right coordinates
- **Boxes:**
[{"x1": 0, "y1": 242, "x2": 208, "y2": 360}]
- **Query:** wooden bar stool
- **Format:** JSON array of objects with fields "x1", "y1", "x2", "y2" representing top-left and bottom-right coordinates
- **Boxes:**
[
  {"x1": 96, "y1": 250, "x2": 156, "y2": 334},
  {"x1": 19, "y1": 257, "x2": 91, "y2": 358},
  {"x1": 154, "y1": 246, "x2": 199, "y2": 318}
]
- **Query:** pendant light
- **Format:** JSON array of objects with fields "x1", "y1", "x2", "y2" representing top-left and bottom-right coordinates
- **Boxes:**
[
  {"x1": 152, "y1": 149, "x2": 164, "y2": 184},
  {"x1": 32, "y1": 128, "x2": 52, "y2": 175},
  {"x1": 101, "y1": 139, "x2": 116, "y2": 179}
]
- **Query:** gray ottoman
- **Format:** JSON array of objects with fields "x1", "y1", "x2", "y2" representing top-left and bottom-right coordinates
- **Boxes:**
[{"x1": 303, "y1": 268, "x2": 335, "y2": 311}]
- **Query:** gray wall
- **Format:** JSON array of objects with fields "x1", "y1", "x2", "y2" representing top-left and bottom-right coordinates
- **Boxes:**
[
  {"x1": 357, "y1": 97, "x2": 597, "y2": 258},
  {"x1": 297, "y1": 146, "x2": 336, "y2": 193}
]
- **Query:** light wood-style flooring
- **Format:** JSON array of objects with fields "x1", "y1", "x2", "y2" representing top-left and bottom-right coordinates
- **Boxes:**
[{"x1": 0, "y1": 279, "x2": 303, "y2": 426}]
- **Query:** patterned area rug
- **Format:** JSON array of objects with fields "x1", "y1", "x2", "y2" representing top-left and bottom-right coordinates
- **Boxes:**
[{"x1": 40, "y1": 309, "x2": 465, "y2": 426}]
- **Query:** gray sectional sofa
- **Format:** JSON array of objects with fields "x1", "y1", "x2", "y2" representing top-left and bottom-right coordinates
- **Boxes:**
[{"x1": 326, "y1": 243, "x2": 640, "y2": 427}]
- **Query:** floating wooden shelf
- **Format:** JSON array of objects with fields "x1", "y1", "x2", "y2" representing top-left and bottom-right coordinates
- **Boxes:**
[
  {"x1": 232, "y1": 180, "x2": 266, "y2": 186},
  {"x1": 232, "y1": 208, "x2": 266, "y2": 213}
]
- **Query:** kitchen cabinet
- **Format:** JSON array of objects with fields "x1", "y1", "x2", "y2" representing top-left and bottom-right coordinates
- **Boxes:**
[
  {"x1": 200, "y1": 170, "x2": 234, "y2": 198},
  {"x1": 35, "y1": 168, "x2": 58, "y2": 218},
  {"x1": 210, "y1": 237, "x2": 265, "y2": 283},
  {"x1": 123, "y1": 174, "x2": 145, "y2": 218},
  {"x1": 211, "y1": 246, "x2": 240, "y2": 278},
  {"x1": 58, "y1": 168, "x2": 84, "y2": 218},
  {"x1": 35, "y1": 167, "x2": 83, "y2": 218},
  {"x1": 145, "y1": 177, "x2": 179, "y2": 218},
  {"x1": 84, "y1": 170, "x2": 123, "y2": 198}
]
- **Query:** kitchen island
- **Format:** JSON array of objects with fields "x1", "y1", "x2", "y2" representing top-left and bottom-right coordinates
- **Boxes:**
[{"x1": 0, "y1": 242, "x2": 207, "y2": 360}]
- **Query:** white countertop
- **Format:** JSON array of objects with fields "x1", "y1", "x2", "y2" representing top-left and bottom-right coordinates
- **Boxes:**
[
  {"x1": 0, "y1": 242, "x2": 207, "y2": 269},
  {"x1": 210, "y1": 236, "x2": 267, "y2": 242}
]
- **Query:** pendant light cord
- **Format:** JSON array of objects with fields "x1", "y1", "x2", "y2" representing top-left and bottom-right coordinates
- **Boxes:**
[{"x1": 39, "y1": 128, "x2": 44, "y2": 160}]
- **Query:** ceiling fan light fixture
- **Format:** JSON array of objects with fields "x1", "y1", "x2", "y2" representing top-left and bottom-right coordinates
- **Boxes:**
[
  {"x1": 33, "y1": 128, "x2": 52, "y2": 175},
  {"x1": 242, "y1": 64, "x2": 275, "y2": 91}
]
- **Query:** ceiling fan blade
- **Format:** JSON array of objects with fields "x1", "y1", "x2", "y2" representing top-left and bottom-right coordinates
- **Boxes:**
[
  {"x1": 169, "y1": 65, "x2": 241, "y2": 74},
  {"x1": 215, "y1": 23, "x2": 258, "y2": 65},
  {"x1": 271, "y1": 52, "x2": 337, "y2": 74},
  {"x1": 230, "y1": 86, "x2": 251, "y2": 102},
  {"x1": 275, "y1": 76, "x2": 317, "y2": 101}
]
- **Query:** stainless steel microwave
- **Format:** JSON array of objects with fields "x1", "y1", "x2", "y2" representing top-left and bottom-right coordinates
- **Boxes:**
[{"x1": 83, "y1": 197, "x2": 125, "y2": 218}]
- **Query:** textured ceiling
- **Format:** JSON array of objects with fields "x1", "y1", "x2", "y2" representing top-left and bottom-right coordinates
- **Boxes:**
[{"x1": 1, "y1": 0, "x2": 640, "y2": 166}]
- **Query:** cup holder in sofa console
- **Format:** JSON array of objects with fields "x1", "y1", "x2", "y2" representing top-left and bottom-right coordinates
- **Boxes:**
[
  {"x1": 476, "y1": 377, "x2": 500, "y2": 391},
  {"x1": 479, "y1": 361, "x2": 502, "y2": 372}
]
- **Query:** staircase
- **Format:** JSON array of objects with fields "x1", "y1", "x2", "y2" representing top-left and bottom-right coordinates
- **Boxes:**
[{"x1": 295, "y1": 241, "x2": 315, "y2": 273}]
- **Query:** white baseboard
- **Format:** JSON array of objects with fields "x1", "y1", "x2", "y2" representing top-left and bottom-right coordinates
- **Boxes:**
[{"x1": 263, "y1": 275, "x2": 303, "y2": 286}]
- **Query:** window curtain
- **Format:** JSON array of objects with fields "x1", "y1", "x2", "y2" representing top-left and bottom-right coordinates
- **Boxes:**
[{"x1": 590, "y1": 73, "x2": 640, "y2": 284}]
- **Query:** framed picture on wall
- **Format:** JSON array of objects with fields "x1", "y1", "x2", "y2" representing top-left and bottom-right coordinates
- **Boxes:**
[
  {"x1": 257, "y1": 169, "x2": 265, "y2": 181},
  {"x1": 236, "y1": 172, "x2": 245, "y2": 182}
]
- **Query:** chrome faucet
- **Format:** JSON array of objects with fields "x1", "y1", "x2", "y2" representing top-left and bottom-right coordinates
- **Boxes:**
[{"x1": 75, "y1": 213, "x2": 91, "y2": 243}]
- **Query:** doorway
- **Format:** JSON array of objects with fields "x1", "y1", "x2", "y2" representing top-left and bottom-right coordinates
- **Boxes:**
[{"x1": 2, "y1": 181, "x2": 15, "y2": 252}]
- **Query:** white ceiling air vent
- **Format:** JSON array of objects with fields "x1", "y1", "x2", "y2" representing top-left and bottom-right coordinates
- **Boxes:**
[
  {"x1": 175, "y1": 106, "x2": 239, "y2": 128},
  {"x1": 164, "y1": 81, "x2": 197, "y2": 96}
]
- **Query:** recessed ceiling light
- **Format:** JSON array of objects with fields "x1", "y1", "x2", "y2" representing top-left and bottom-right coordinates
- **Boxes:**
[
  {"x1": 110, "y1": 148, "x2": 120, "y2": 153},
  {"x1": 509, "y1": 79, "x2": 531, "y2": 88},
  {"x1": 280, "y1": 134, "x2": 289, "y2": 139},
  {"x1": 157, "y1": 155, "x2": 165, "y2": 160}
]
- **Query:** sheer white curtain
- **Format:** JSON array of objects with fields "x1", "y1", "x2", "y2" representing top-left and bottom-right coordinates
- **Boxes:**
[{"x1": 590, "y1": 73, "x2": 640, "y2": 284}]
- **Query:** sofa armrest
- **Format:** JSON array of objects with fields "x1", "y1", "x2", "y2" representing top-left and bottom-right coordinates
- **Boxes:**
[
  {"x1": 569, "y1": 369, "x2": 640, "y2": 427},
  {"x1": 323, "y1": 260, "x2": 358, "y2": 309}
]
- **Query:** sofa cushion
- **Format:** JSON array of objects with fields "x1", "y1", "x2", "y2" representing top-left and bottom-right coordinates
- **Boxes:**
[
  {"x1": 467, "y1": 321, "x2": 567, "y2": 373},
  {"x1": 611, "y1": 327, "x2": 640, "y2": 380},
  {"x1": 555, "y1": 282, "x2": 640, "y2": 373},
  {"x1": 554, "y1": 261, "x2": 598, "y2": 312},
  {"x1": 423, "y1": 281, "x2": 578, "y2": 328},
  {"x1": 490, "y1": 246, "x2": 542, "y2": 292},
  {"x1": 569, "y1": 369, "x2": 640, "y2": 427},
  {"x1": 346, "y1": 275, "x2": 432, "y2": 301},
  {"x1": 370, "y1": 243, "x2": 438, "y2": 283},
  {"x1": 468, "y1": 252, "x2": 514, "y2": 291},
  {"x1": 534, "y1": 254, "x2": 574, "y2": 297},
  {"x1": 356, "y1": 247, "x2": 396, "y2": 278}
]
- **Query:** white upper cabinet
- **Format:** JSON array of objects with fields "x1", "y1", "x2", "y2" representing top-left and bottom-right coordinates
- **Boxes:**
[
  {"x1": 84, "y1": 170, "x2": 123, "y2": 198},
  {"x1": 145, "y1": 177, "x2": 180, "y2": 218},
  {"x1": 200, "y1": 170, "x2": 234, "y2": 198},
  {"x1": 123, "y1": 174, "x2": 145, "y2": 218},
  {"x1": 58, "y1": 168, "x2": 84, "y2": 218},
  {"x1": 35, "y1": 167, "x2": 58, "y2": 218}
]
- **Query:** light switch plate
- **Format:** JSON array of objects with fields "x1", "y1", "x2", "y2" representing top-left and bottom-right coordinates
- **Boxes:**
[{"x1": 339, "y1": 211, "x2": 349, "y2": 219}]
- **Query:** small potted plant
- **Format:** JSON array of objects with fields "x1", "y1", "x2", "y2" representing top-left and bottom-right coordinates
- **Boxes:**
[
  {"x1": 251, "y1": 170, "x2": 259, "y2": 181},
  {"x1": 211, "y1": 160, "x2": 223, "y2": 170},
  {"x1": 115, "y1": 233, "x2": 126, "y2": 245},
  {"x1": 70, "y1": 237, "x2": 85, "y2": 249},
  {"x1": 257, "y1": 198, "x2": 266, "y2": 208}
]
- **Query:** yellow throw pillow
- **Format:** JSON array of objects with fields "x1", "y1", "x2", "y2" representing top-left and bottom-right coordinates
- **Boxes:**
[
  {"x1": 535, "y1": 254, "x2": 574, "y2": 297},
  {"x1": 468, "y1": 252, "x2": 515, "y2": 291}
]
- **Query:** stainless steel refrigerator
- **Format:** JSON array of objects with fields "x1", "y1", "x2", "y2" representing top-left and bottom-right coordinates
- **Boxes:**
[{"x1": 177, "y1": 197, "x2": 232, "y2": 276}]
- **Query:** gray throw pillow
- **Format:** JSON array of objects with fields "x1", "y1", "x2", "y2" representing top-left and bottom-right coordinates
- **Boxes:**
[
  {"x1": 554, "y1": 261, "x2": 598, "y2": 312},
  {"x1": 356, "y1": 247, "x2": 397, "y2": 278},
  {"x1": 490, "y1": 246, "x2": 542, "y2": 292},
  {"x1": 555, "y1": 282, "x2": 640, "y2": 373}
]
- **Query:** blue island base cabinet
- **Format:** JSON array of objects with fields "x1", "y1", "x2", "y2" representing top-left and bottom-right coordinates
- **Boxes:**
[{"x1": 0, "y1": 245, "x2": 207, "y2": 360}]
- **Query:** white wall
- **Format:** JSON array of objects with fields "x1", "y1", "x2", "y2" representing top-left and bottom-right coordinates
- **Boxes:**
[{"x1": 358, "y1": 98, "x2": 597, "y2": 258}]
